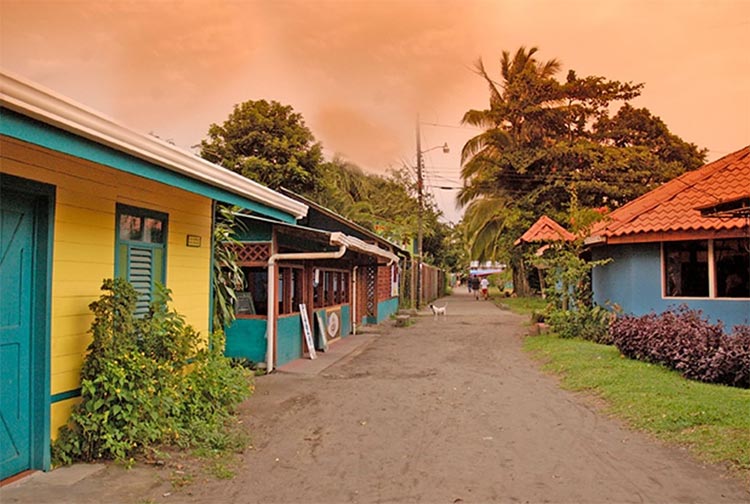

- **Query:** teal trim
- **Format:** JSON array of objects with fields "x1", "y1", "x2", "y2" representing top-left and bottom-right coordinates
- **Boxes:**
[
  {"x1": 340, "y1": 304, "x2": 351, "y2": 337},
  {"x1": 50, "y1": 389, "x2": 81, "y2": 403},
  {"x1": 225, "y1": 318, "x2": 267, "y2": 363},
  {"x1": 0, "y1": 174, "x2": 55, "y2": 473},
  {"x1": 208, "y1": 201, "x2": 216, "y2": 337},
  {"x1": 115, "y1": 203, "x2": 168, "y2": 315},
  {"x1": 277, "y1": 314, "x2": 303, "y2": 366},
  {"x1": 377, "y1": 297, "x2": 399, "y2": 323},
  {"x1": 1, "y1": 109, "x2": 297, "y2": 223}
]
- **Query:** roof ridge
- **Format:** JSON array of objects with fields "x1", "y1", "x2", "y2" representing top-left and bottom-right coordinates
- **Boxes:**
[{"x1": 595, "y1": 146, "x2": 750, "y2": 236}]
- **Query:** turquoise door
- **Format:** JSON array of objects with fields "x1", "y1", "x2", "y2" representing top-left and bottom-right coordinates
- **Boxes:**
[{"x1": 0, "y1": 191, "x2": 35, "y2": 479}]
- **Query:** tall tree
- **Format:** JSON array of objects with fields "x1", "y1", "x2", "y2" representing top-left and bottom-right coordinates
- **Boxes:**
[
  {"x1": 200, "y1": 100, "x2": 323, "y2": 193},
  {"x1": 459, "y1": 46, "x2": 706, "y2": 292}
]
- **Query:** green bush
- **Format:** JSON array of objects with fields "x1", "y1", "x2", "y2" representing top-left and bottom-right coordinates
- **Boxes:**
[
  {"x1": 547, "y1": 304, "x2": 614, "y2": 344},
  {"x1": 52, "y1": 279, "x2": 252, "y2": 465}
]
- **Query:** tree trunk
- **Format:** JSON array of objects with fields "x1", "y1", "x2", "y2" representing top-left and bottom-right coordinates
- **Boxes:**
[{"x1": 513, "y1": 260, "x2": 531, "y2": 297}]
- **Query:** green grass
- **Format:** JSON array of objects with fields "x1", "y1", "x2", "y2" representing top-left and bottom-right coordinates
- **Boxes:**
[
  {"x1": 523, "y1": 334, "x2": 750, "y2": 477},
  {"x1": 493, "y1": 294, "x2": 548, "y2": 315}
]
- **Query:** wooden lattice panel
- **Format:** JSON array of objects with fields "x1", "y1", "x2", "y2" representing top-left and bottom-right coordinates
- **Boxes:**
[
  {"x1": 366, "y1": 265, "x2": 377, "y2": 317},
  {"x1": 232, "y1": 243, "x2": 270, "y2": 263}
]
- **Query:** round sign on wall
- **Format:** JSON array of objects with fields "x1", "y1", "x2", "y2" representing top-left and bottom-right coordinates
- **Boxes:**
[{"x1": 327, "y1": 311, "x2": 340, "y2": 338}]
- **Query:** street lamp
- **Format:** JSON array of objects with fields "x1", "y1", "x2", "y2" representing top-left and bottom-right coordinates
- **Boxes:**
[{"x1": 411, "y1": 116, "x2": 449, "y2": 311}]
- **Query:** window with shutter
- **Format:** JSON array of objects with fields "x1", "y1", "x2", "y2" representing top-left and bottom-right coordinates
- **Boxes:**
[{"x1": 115, "y1": 204, "x2": 167, "y2": 315}]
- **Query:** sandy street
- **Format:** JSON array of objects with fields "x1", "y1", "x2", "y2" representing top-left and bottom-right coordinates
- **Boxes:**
[{"x1": 3, "y1": 290, "x2": 748, "y2": 503}]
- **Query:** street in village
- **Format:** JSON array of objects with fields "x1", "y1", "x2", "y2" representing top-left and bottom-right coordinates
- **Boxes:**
[{"x1": 2, "y1": 290, "x2": 748, "y2": 504}]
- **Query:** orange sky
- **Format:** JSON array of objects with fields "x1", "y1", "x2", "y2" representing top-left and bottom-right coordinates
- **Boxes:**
[{"x1": 2, "y1": 0, "x2": 748, "y2": 222}]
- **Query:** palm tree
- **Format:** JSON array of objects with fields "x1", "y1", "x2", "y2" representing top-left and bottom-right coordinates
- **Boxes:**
[{"x1": 458, "y1": 47, "x2": 563, "y2": 295}]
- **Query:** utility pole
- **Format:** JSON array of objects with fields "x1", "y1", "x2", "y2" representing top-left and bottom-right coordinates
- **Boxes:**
[{"x1": 416, "y1": 115, "x2": 424, "y2": 310}]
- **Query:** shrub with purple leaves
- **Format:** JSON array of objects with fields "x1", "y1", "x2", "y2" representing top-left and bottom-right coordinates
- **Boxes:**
[{"x1": 610, "y1": 306, "x2": 750, "y2": 389}]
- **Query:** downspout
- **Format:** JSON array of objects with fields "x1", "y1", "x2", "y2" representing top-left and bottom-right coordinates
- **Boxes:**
[
  {"x1": 266, "y1": 243, "x2": 347, "y2": 372},
  {"x1": 352, "y1": 266, "x2": 358, "y2": 335}
]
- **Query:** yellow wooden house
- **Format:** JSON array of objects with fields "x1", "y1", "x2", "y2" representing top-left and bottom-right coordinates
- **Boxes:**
[{"x1": 0, "y1": 71, "x2": 307, "y2": 480}]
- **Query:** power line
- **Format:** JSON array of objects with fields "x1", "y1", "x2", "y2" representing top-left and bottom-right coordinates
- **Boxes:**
[{"x1": 420, "y1": 121, "x2": 483, "y2": 132}]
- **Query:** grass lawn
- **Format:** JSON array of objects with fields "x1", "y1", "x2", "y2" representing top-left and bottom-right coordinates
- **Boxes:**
[
  {"x1": 492, "y1": 294, "x2": 547, "y2": 315},
  {"x1": 523, "y1": 334, "x2": 750, "y2": 478}
]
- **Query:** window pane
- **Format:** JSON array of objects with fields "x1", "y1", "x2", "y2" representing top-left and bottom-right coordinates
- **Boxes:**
[
  {"x1": 240, "y1": 267, "x2": 268, "y2": 315},
  {"x1": 664, "y1": 241, "x2": 708, "y2": 297},
  {"x1": 333, "y1": 273, "x2": 339, "y2": 304},
  {"x1": 323, "y1": 271, "x2": 331, "y2": 305},
  {"x1": 278, "y1": 269, "x2": 286, "y2": 314},
  {"x1": 119, "y1": 214, "x2": 142, "y2": 241},
  {"x1": 144, "y1": 217, "x2": 165, "y2": 243},
  {"x1": 715, "y1": 238, "x2": 750, "y2": 298},
  {"x1": 343, "y1": 273, "x2": 349, "y2": 303},
  {"x1": 292, "y1": 269, "x2": 304, "y2": 311}
]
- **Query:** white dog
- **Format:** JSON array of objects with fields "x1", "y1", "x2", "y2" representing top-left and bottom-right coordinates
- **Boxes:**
[{"x1": 429, "y1": 303, "x2": 447, "y2": 317}]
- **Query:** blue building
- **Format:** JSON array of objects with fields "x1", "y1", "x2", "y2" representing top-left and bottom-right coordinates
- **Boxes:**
[{"x1": 587, "y1": 147, "x2": 750, "y2": 329}]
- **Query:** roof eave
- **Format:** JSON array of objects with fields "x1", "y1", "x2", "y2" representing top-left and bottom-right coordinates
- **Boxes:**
[{"x1": 0, "y1": 71, "x2": 308, "y2": 220}]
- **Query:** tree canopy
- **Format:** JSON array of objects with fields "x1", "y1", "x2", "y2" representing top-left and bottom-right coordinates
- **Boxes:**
[
  {"x1": 200, "y1": 99, "x2": 324, "y2": 194},
  {"x1": 459, "y1": 46, "x2": 707, "y2": 266}
]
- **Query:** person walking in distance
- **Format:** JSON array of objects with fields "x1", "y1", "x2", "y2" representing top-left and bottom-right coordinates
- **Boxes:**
[
  {"x1": 470, "y1": 275, "x2": 481, "y2": 300},
  {"x1": 480, "y1": 276, "x2": 490, "y2": 300}
]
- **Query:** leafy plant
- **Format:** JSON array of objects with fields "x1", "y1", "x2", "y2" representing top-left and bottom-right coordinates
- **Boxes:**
[
  {"x1": 52, "y1": 279, "x2": 252, "y2": 466},
  {"x1": 611, "y1": 306, "x2": 750, "y2": 388},
  {"x1": 213, "y1": 205, "x2": 246, "y2": 330}
]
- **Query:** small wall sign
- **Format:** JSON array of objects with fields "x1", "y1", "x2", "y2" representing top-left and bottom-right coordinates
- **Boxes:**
[{"x1": 186, "y1": 234, "x2": 202, "y2": 247}]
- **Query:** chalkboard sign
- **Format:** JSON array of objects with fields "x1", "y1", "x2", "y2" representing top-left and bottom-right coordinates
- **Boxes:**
[
  {"x1": 315, "y1": 312, "x2": 328, "y2": 352},
  {"x1": 299, "y1": 304, "x2": 316, "y2": 359}
]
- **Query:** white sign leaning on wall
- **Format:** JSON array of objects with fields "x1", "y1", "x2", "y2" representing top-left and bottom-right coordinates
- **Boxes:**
[{"x1": 299, "y1": 304, "x2": 316, "y2": 359}]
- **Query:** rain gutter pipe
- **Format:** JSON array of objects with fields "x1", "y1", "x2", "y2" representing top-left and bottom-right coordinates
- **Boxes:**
[{"x1": 352, "y1": 266, "x2": 358, "y2": 335}]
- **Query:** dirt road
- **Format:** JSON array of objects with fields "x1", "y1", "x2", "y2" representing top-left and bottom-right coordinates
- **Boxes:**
[{"x1": 4, "y1": 290, "x2": 748, "y2": 503}]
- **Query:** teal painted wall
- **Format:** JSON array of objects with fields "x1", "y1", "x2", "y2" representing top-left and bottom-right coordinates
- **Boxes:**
[
  {"x1": 277, "y1": 315, "x2": 302, "y2": 366},
  {"x1": 340, "y1": 305, "x2": 351, "y2": 337},
  {"x1": 1, "y1": 109, "x2": 297, "y2": 223},
  {"x1": 592, "y1": 243, "x2": 750, "y2": 327},
  {"x1": 225, "y1": 318, "x2": 267, "y2": 363},
  {"x1": 377, "y1": 297, "x2": 399, "y2": 323}
]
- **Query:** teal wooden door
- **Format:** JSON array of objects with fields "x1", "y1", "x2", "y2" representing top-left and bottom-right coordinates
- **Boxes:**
[{"x1": 0, "y1": 191, "x2": 35, "y2": 479}]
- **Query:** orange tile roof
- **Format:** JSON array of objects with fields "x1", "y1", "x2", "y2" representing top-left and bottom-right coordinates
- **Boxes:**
[
  {"x1": 515, "y1": 215, "x2": 575, "y2": 245},
  {"x1": 589, "y1": 146, "x2": 750, "y2": 243}
]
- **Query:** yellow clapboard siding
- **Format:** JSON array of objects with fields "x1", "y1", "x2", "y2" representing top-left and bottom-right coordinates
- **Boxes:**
[
  {"x1": 50, "y1": 312, "x2": 95, "y2": 340},
  {"x1": 51, "y1": 372, "x2": 83, "y2": 397},
  {"x1": 51, "y1": 334, "x2": 90, "y2": 361},
  {"x1": 51, "y1": 352, "x2": 86, "y2": 376},
  {"x1": 54, "y1": 262, "x2": 112, "y2": 283},
  {"x1": 51, "y1": 398, "x2": 81, "y2": 440},
  {"x1": 4, "y1": 135, "x2": 218, "y2": 439},
  {"x1": 51, "y1": 281, "x2": 105, "y2": 300},
  {"x1": 55, "y1": 203, "x2": 114, "y2": 229},
  {"x1": 52, "y1": 296, "x2": 98, "y2": 318},
  {"x1": 53, "y1": 241, "x2": 114, "y2": 264}
]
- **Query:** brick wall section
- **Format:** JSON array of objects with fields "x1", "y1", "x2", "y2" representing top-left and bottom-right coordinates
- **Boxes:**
[{"x1": 377, "y1": 265, "x2": 392, "y2": 301}]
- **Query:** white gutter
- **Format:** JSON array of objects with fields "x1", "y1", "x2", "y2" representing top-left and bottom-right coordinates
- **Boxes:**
[
  {"x1": 265, "y1": 241, "x2": 347, "y2": 372},
  {"x1": 330, "y1": 232, "x2": 399, "y2": 265},
  {"x1": 0, "y1": 71, "x2": 308, "y2": 220},
  {"x1": 352, "y1": 266, "x2": 358, "y2": 335}
]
